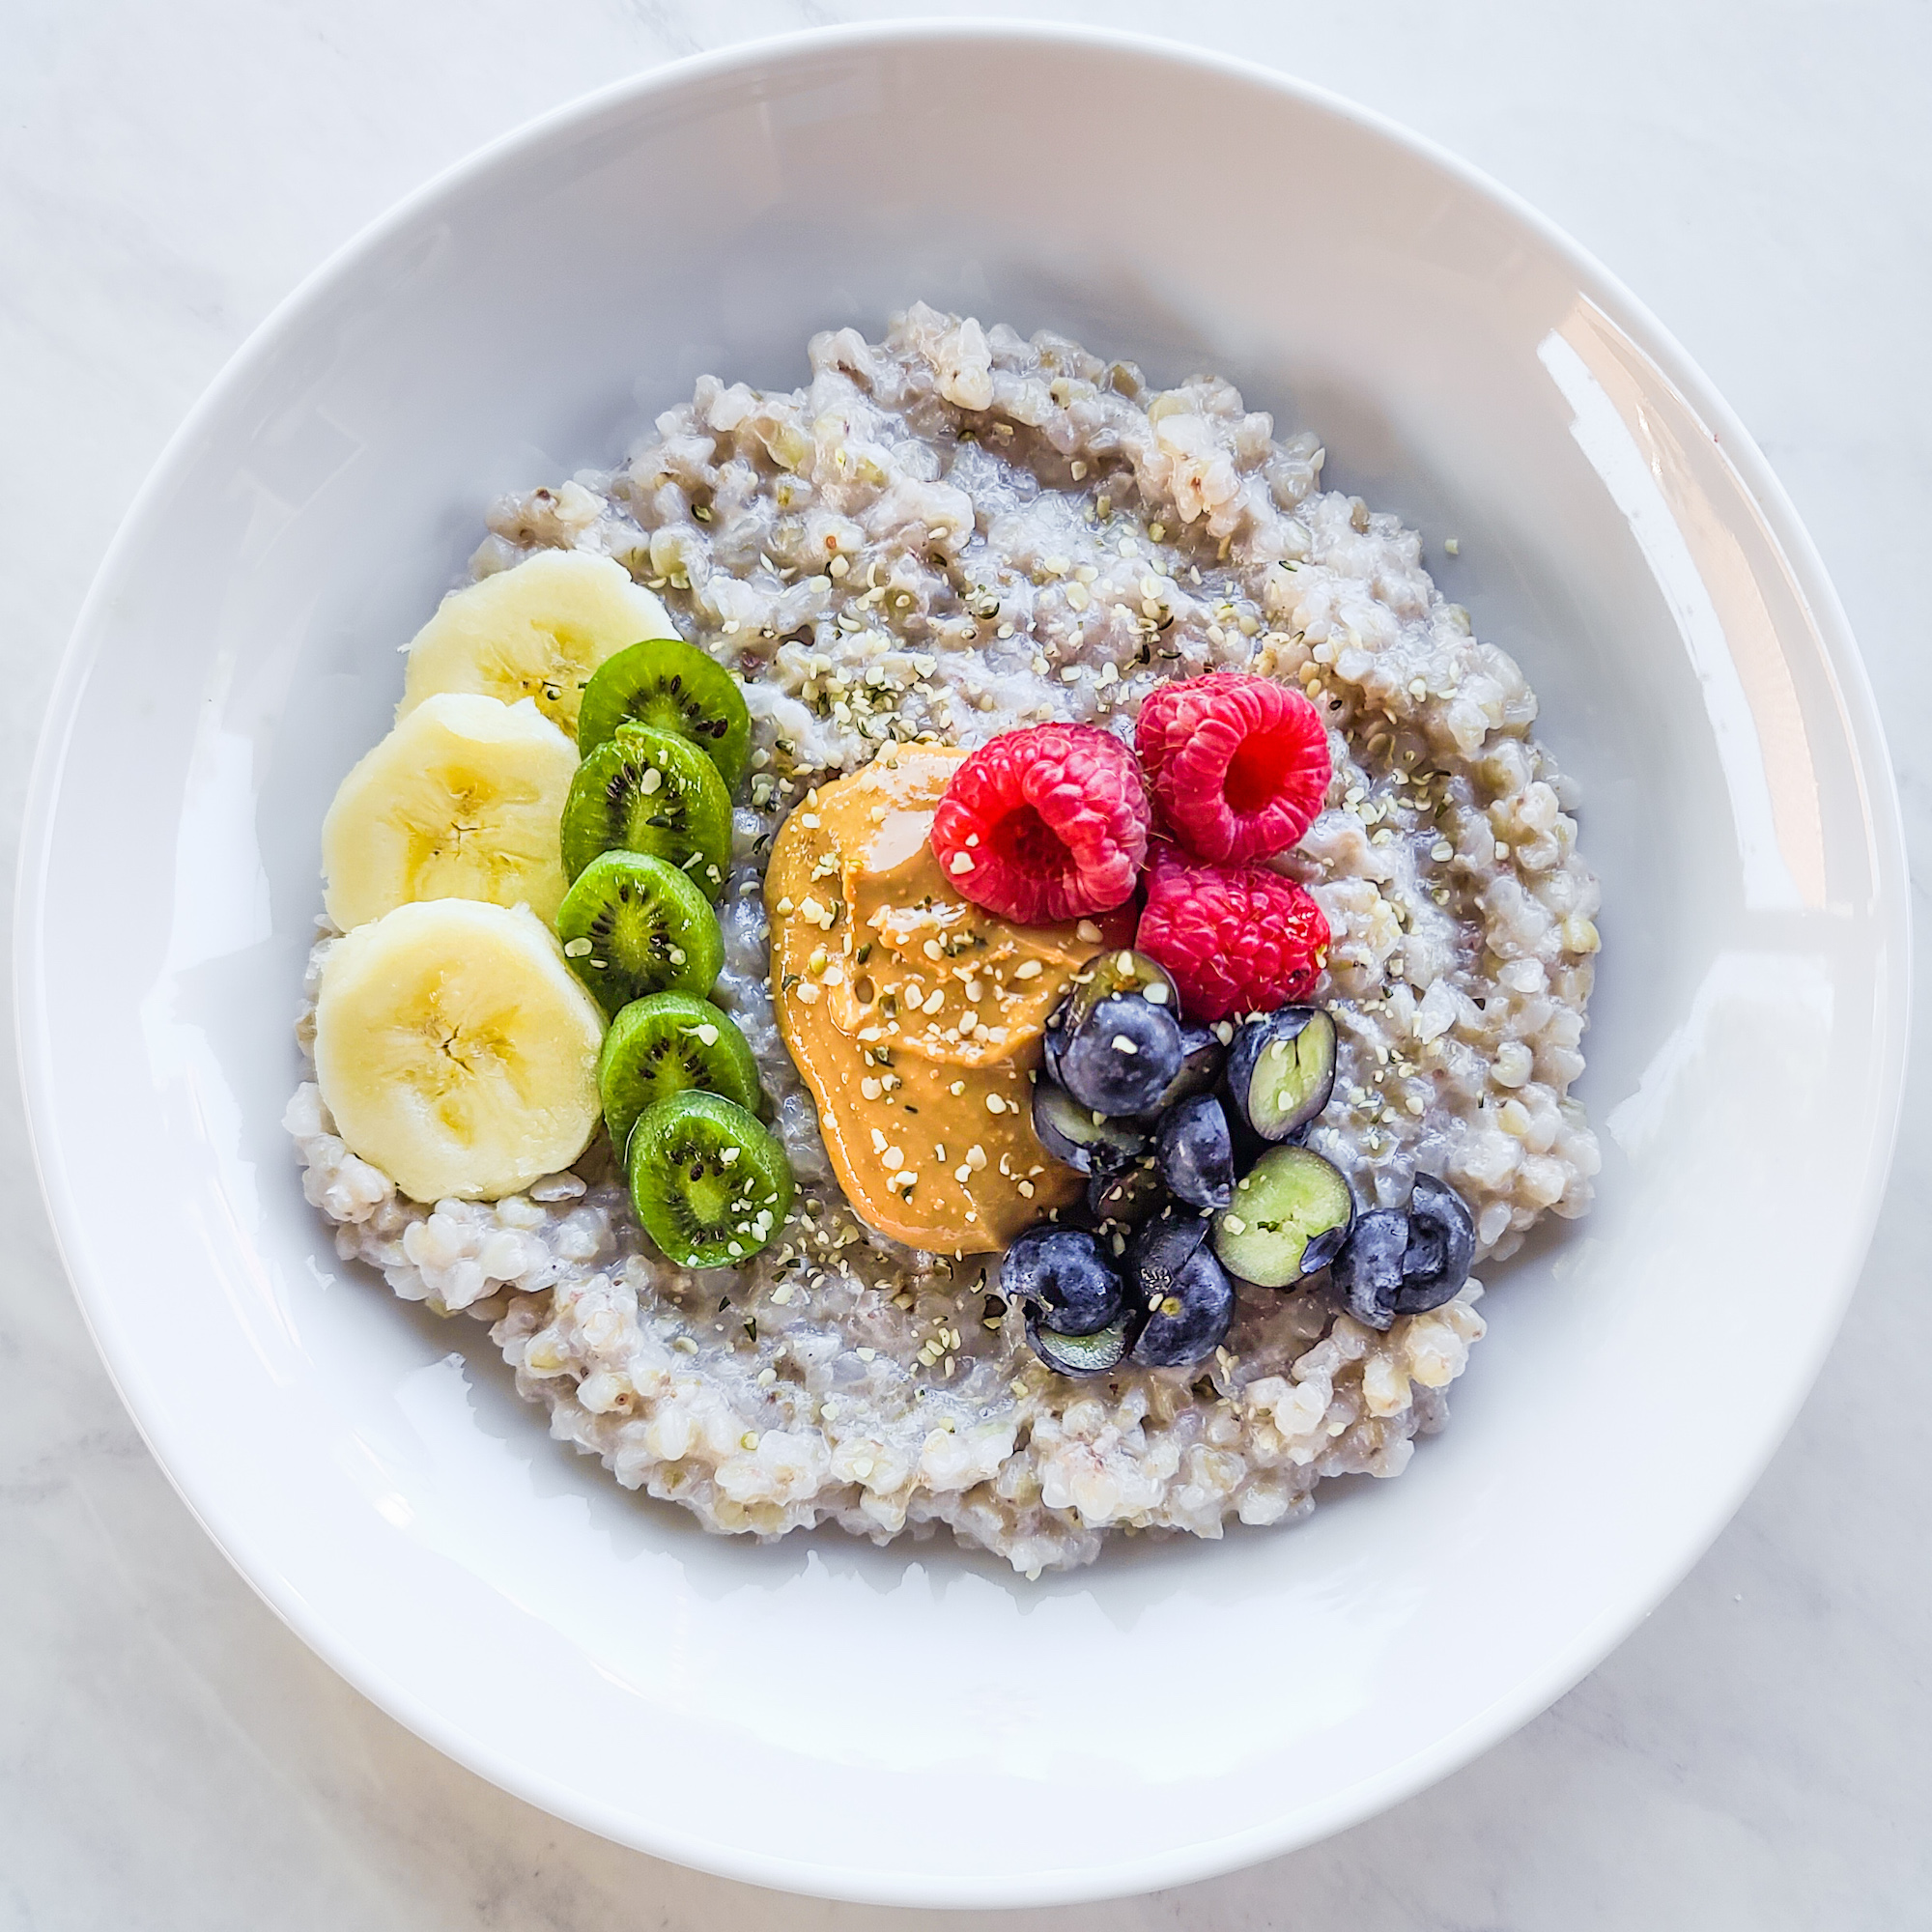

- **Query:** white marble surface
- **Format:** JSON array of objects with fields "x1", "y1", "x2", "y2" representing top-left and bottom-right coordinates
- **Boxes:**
[{"x1": 3, "y1": 2, "x2": 1927, "y2": 1924}]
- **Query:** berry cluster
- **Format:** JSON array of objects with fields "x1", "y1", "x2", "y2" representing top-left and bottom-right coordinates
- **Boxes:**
[{"x1": 929, "y1": 672, "x2": 1334, "y2": 1019}]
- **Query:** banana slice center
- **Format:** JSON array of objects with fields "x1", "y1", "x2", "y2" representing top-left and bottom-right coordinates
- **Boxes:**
[
  {"x1": 397, "y1": 767, "x2": 550, "y2": 891},
  {"x1": 397, "y1": 988, "x2": 526, "y2": 1113},
  {"x1": 500, "y1": 626, "x2": 592, "y2": 713}
]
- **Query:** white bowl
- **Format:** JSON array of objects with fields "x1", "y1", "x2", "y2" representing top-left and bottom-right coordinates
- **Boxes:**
[{"x1": 15, "y1": 23, "x2": 1908, "y2": 1909}]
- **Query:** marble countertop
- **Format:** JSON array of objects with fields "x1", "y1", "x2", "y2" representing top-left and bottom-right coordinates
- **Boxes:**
[{"x1": 4, "y1": 2, "x2": 1927, "y2": 1925}]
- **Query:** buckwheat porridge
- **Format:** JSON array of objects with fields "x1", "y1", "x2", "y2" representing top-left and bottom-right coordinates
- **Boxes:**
[{"x1": 290, "y1": 302, "x2": 1601, "y2": 1576}]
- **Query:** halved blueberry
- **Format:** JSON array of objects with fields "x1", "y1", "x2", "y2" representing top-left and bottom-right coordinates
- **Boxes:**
[
  {"x1": 1129, "y1": 1245, "x2": 1236, "y2": 1368},
  {"x1": 1032, "y1": 1081, "x2": 1152, "y2": 1175},
  {"x1": 1044, "y1": 950, "x2": 1178, "y2": 1087},
  {"x1": 1027, "y1": 1313, "x2": 1132, "y2": 1377},
  {"x1": 1058, "y1": 948, "x2": 1178, "y2": 1033},
  {"x1": 1126, "y1": 1202, "x2": 1212, "y2": 1304},
  {"x1": 1042, "y1": 1015, "x2": 1066, "y2": 1089},
  {"x1": 1331, "y1": 1210, "x2": 1409, "y2": 1329},
  {"x1": 1157, "y1": 1021, "x2": 1227, "y2": 1109},
  {"x1": 999, "y1": 1225, "x2": 1124, "y2": 1336},
  {"x1": 1057, "y1": 993, "x2": 1183, "y2": 1116},
  {"x1": 1225, "y1": 1007, "x2": 1337, "y2": 1142},
  {"x1": 1156, "y1": 1093, "x2": 1236, "y2": 1210},
  {"x1": 1394, "y1": 1175, "x2": 1475, "y2": 1314},
  {"x1": 1089, "y1": 1160, "x2": 1169, "y2": 1230},
  {"x1": 1210, "y1": 1145, "x2": 1354, "y2": 1289}
]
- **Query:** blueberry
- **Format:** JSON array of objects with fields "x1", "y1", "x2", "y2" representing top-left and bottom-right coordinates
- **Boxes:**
[
  {"x1": 999, "y1": 1225, "x2": 1124, "y2": 1337},
  {"x1": 1125, "y1": 1202, "x2": 1211, "y2": 1304},
  {"x1": 1331, "y1": 1179, "x2": 1477, "y2": 1328},
  {"x1": 1300, "y1": 1220, "x2": 1351, "y2": 1277},
  {"x1": 1156, "y1": 1093, "x2": 1236, "y2": 1210},
  {"x1": 1157, "y1": 1021, "x2": 1226, "y2": 1109},
  {"x1": 1393, "y1": 1176, "x2": 1475, "y2": 1313},
  {"x1": 1130, "y1": 1245, "x2": 1236, "y2": 1368},
  {"x1": 1401, "y1": 1219, "x2": 1446, "y2": 1284},
  {"x1": 1042, "y1": 1014, "x2": 1066, "y2": 1089},
  {"x1": 1210, "y1": 1145, "x2": 1354, "y2": 1290},
  {"x1": 1088, "y1": 1160, "x2": 1169, "y2": 1230},
  {"x1": 1330, "y1": 1209, "x2": 1409, "y2": 1329},
  {"x1": 1027, "y1": 1313, "x2": 1131, "y2": 1377},
  {"x1": 1055, "y1": 949, "x2": 1178, "y2": 1033},
  {"x1": 1057, "y1": 993, "x2": 1183, "y2": 1116},
  {"x1": 1032, "y1": 1080, "x2": 1152, "y2": 1176},
  {"x1": 1225, "y1": 1007, "x2": 1338, "y2": 1143}
]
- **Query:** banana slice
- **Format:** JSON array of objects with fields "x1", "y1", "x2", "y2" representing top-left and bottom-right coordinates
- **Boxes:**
[
  {"x1": 398, "y1": 548, "x2": 676, "y2": 740},
  {"x1": 322, "y1": 692, "x2": 577, "y2": 930},
  {"x1": 315, "y1": 899, "x2": 605, "y2": 1203}
]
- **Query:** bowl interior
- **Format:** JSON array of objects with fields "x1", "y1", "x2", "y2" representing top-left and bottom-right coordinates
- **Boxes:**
[{"x1": 17, "y1": 27, "x2": 1905, "y2": 1909}]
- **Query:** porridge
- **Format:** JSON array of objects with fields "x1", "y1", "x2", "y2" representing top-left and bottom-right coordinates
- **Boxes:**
[{"x1": 290, "y1": 303, "x2": 1600, "y2": 1576}]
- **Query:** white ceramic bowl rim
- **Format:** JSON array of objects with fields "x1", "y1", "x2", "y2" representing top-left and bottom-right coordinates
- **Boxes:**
[{"x1": 16, "y1": 20, "x2": 1910, "y2": 1908}]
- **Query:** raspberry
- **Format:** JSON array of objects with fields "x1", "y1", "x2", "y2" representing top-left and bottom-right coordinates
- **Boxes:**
[
  {"x1": 930, "y1": 724, "x2": 1151, "y2": 923},
  {"x1": 1135, "y1": 842, "x2": 1329, "y2": 1022},
  {"x1": 1135, "y1": 671, "x2": 1330, "y2": 863}
]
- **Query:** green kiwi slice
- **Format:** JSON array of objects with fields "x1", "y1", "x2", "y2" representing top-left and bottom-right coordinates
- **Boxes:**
[
  {"x1": 555, "y1": 850, "x2": 724, "y2": 1016},
  {"x1": 599, "y1": 991, "x2": 762, "y2": 1156},
  {"x1": 578, "y1": 638, "x2": 752, "y2": 788},
  {"x1": 559, "y1": 723, "x2": 732, "y2": 896},
  {"x1": 627, "y1": 1091, "x2": 794, "y2": 1269}
]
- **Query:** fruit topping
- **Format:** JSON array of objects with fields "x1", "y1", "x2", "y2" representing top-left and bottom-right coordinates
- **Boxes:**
[
  {"x1": 1134, "y1": 671, "x2": 1330, "y2": 862},
  {"x1": 1125, "y1": 1201, "x2": 1212, "y2": 1303},
  {"x1": 1329, "y1": 1212, "x2": 1408, "y2": 1329},
  {"x1": 322, "y1": 691, "x2": 578, "y2": 929},
  {"x1": 1054, "y1": 947, "x2": 1178, "y2": 1034},
  {"x1": 1332, "y1": 1177, "x2": 1477, "y2": 1328},
  {"x1": 554, "y1": 850, "x2": 724, "y2": 1016},
  {"x1": 597, "y1": 991, "x2": 763, "y2": 1160},
  {"x1": 1044, "y1": 948, "x2": 1179, "y2": 1095},
  {"x1": 1129, "y1": 1244, "x2": 1236, "y2": 1369},
  {"x1": 398, "y1": 548, "x2": 676, "y2": 741},
  {"x1": 1055, "y1": 992, "x2": 1183, "y2": 1115},
  {"x1": 1000, "y1": 1225, "x2": 1126, "y2": 1336},
  {"x1": 1027, "y1": 1314, "x2": 1132, "y2": 1378},
  {"x1": 1155, "y1": 1093, "x2": 1236, "y2": 1210},
  {"x1": 1088, "y1": 1161, "x2": 1169, "y2": 1230},
  {"x1": 577, "y1": 636, "x2": 752, "y2": 787},
  {"x1": 1136, "y1": 842, "x2": 1329, "y2": 1023},
  {"x1": 1404, "y1": 1176, "x2": 1477, "y2": 1308},
  {"x1": 1158, "y1": 1020, "x2": 1227, "y2": 1110},
  {"x1": 1224, "y1": 1007, "x2": 1338, "y2": 1142},
  {"x1": 626, "y1": 1090, "x2": 793, "y2": 1268},
  {"x1": 928, "y1": 723, "x2": 1150, "y2": 923},
  {"x1": 559, "y1": 722, "x2": 732, "y2": 895},
  {"x1": 1032, "y1": 1082, "x2": 1153, "y2": 1176},
  {"x1": 1210, "y1": 1145, "x2": 1354, "y2": 1289},
  {"x1": 313, "y1": 899, "x2": 604, "y2": 1204}
]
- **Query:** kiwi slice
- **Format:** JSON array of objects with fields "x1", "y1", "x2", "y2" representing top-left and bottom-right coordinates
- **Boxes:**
[
  {"x1": 599, "y1": 991, "x2": 762, "y2": 1157},
  {"x1": 555, "y1": 851, "x2": 724, "y2": 1016},
  {"x1": 627, "y1": 1091, "x2": 794, "y2": 1269},
  {"x1": 559, "y1": 723, "x2": 732, "y2": 896},
  {"x1": 578, "y1": 638, "x2": 752, "y2": 788}
]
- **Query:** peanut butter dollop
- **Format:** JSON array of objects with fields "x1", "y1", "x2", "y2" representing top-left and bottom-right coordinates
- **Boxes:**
[{"x1": 766, "y1": 744, "x2": 1129, "y2": 1254}]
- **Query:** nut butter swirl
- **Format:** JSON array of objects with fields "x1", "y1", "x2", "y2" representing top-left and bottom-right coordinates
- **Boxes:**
[{"x1": 766, "y1": 745, "x2": 1128, "y2": 1254}]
